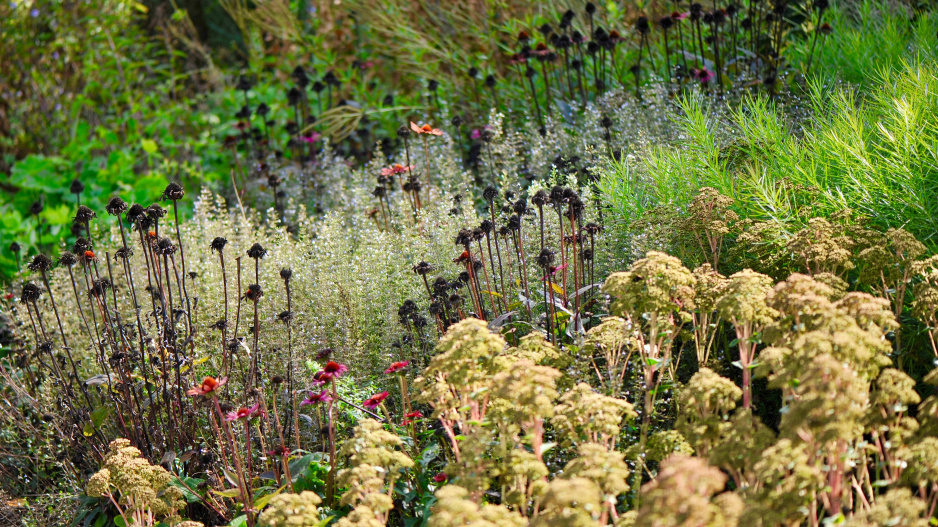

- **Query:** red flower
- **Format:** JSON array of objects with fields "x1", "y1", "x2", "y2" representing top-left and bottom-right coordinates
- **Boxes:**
[
  {"x1": 410, "y1": 122, "x2": 443, "y2": 136},
  {"x1": 268, "y1": 445, "x2": 290, "y2": 457},
  {"x1": 362, "y1": 391, "x2": 389, "y2": 410},
  {"x1": 433, "y1": 472, "x2": 447, "y2": 483},
  {"x1": 82, "y1": 250, "x2": 96, "y2": 262},
  {"x1": 186, "y1": 376, "x2": 228, "y2": 397},
  {"x1": 3, "y1": 293, "x2": 12, "y2": 300},
  {"x1": 225, "y1": 403, "x2": 264, "y2": 421},
  {"x1": 385, "y1": 361, "x2": 409, "y2": 374},
  {"x1": 402, "y1": 410, "x2": 423, "y2": 425},
  {"x1": 323, "y1": 361, "x2": 348, "y2": 378},
  {"x1": 301, "y1": 390, "x2": 333, "y2": 406}
]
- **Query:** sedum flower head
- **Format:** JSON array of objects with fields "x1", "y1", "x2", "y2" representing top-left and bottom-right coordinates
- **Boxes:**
[
  {"x1": 561, "y1": 443, "x2": 630, "y2": 501},
  {"x1": 489, "y1": 359, "x2": 560, "y2": 428},
  {"x1": 428, "y1": 485, "x2": 525, "y2": 527},
  {"x1": 635, "y1": 454, "x2": 737, "y2": 527},
  {"x1": 603, "y1": 251, "x2": 695, "y2": 318},
  {"x1": 646, "y1": 430, "x2": 694, "y2": 462},
  {"x1": 715, "y1": 269, "x2": 778, "y2": 327},
  {"x1": 532, "y1": 477, "x2": 603, "y2": 527},
  {"x1": 741, "y1": 439, "x2": 823, "y2": 526},
  {"x1": 552, "y1": 383, "x2": 636, "y2": 448},
  {"x1": 845, "y1": 488, "x2": 929, "y2": 527},
  {"x1": 258, "y1": 491, "x2": 322, "y2": 527}
]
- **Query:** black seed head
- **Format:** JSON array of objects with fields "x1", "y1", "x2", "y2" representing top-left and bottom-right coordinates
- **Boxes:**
[
  {"x1": 10, "y1": 242, "x2": 21, "y2": 254},
  {"x1": 536, "y1": 248, "x2": 555, "y2": 268},
  {"x1": 27, "y1": 254, "x2": 53, "y2": 273},
  {"x1": 146, "y1": 204, "x2": 166, "y2": 220},
  {"x1": 397, "y1": 125, "x2": 411, "y2": 139},
  {"x1": 247, "y1": 243, "x2": 267, "y2": 259},
  {"x1": 70, "y1": 179, "x2": 85, "y2": 195},
  {"x1": 58, "y1": 252, "x2": 78, "y2": 267},
  {"x1": 126, "y1": 204, "x2": 147, "y2": 224},
  {"x1": 106, "y1": 197, "x2": 127, "y2": 216},
  {"x1": 74, "y1": 205, "x2": 96, "y2": 224},
  {"x1": 162, "y1": 182, "x2": 185, "y2": 201},
  {"x1": 211, "y1": 237, "x2": 228, "y2": 253},
  {"x1": 157, "y1": 238, "x2": 177, "y2": 255},
  {"x1": 280, "y1": 268, "x2": 293, "y2": 281},
  {"x1": 21, "y1": 282, "x2": 42, "y2": 303}
]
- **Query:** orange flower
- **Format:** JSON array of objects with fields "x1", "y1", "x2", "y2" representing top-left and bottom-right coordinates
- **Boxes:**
[
  {"x1": 410, "y1": 122, "x2": 443, "y2": 136},
  {"x1": 186, "y1": 375, "x2": 228, "y2": 397}
]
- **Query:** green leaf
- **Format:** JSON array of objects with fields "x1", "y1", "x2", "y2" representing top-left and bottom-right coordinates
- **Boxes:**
[
  {"x1": 141, "y1": 139, "x2": 158, "y2": 155},
  {"x1": 228, "y1": 515, "x2": 248, "y2": 527},
  {"x1": 170, "y1": 475, "x2": 205, "y2": 503},
  {"x1": 90, "y1": 406, "x2": 110, "y2": 429},
  {"x1": 114, "y1": 517, "x2": 126, "y2": 527},
  {"x1": 252, "y1": 484, "x2": 287, "y2": 511},
  {"x1": 83, "y1": 422, "x2": 95, "y2": 437},
  {"x1": 212, "y1": 488, "x2": 242, "y2": 499}
]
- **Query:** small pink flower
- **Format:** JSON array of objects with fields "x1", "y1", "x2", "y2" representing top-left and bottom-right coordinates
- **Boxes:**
[
  {"x1": 671, "y1": 11, "x2": 688, "y2": 20},
  {"x1": 410, "y1": 122, "x2": 443, "y2": 136},
  {"x1": 385, "y1": 361, "x2": 409, "y2": 374},
  {"x1": 433, "y1": 472, "x2": 447, "y2": 483},
  {"x1": 300, "y1": 133, "x2": 321, "y2": 144},
  {"x1": 697, "y1": 68, "x2": 715, "y2": 84},
  {"x1": 301, "y1": 390, "x2": 332, "y2": 406},
  {"x1": 225, "y1": 403, "x2": 264, "y2": 421},
  {"x1": 310, "y1": 371, "x2": 333, "y2": 387},
  {"x1": 380, "y1": 164, "x2": 415, "y2": 176},
  {"x1": 470, "y1": 129, "x2": 482, "y2": 140},
  {"x1": 362, "y1": 391, "x2": 389, "y2": 410}
]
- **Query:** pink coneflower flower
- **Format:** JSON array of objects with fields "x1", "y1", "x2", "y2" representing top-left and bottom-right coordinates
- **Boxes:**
[
  {"x1": 362, "y1": 391, "x2": 389, "y2": 410},
  {"x1": 311, "y1": 371, "x2": 333, "y2": 387},
  {"x1": 402, "y1": 411, "x2": 423, "y2": 425},
  {"x1": 323, "y1": 361, "x2": 348, "y2": 378},
  {"x1": 433, "y1": 472, "x2": 447, "y2": 483},
  {"x1": 697, "y1": 68, "x2": 715, "y2": 84},
  {"x1": 300, "y1": 133, "x2": 321, "y2": 144},
  {"x1": 186, "y1": 376, "x2": 227, "y2": 397},
  {"x1": 410, "y1": 122, "x2": 443, "y2": 136},
  {"x1": 470, "y1": 129, "x2": 482, "y2": 140},
  {"x1": 542, "y1": 264, "x2": 567, "y2": 281},
  {"x1": 3, "y1": 293, "x2": 13, "y2": 300},
  {"x1": 301, "y1": 390, "x2": 332, "y2": 406},
  {"x1": 533, "y1": 42, "x2": 552, "y2": 57},
  {"x1": 385, "y1": 361, "x2": 409, "y2": 374},
  {"x1": 380, "y1": 164, "x2": 415, "y2": 176},
  {"x1": 508, "y1": 53, "x2": 528, "y2": 65},
  {"x1": 225, "y1": 403, "x2": 264, "y2": 421},
  {"x1": 671, "y1": 11, "x2": 688, "y2": 20}
]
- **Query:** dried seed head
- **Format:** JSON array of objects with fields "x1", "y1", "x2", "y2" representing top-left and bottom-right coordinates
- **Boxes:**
[
  {"x1": 74, "y1": 205, "x2": 96, "y2": 224},
  {"x1": 58, "y1": 252, "x2": 78, "y2": 267},
  {"x1": 27, "y1": 254, "x2": 53, "y2": 273},
  {"x1": 280, "y1": 268, "x2": 293, "y2": 281},
  {"x1": 70, "y1": 179, "x2": 85, "y2": 195},
  {"x1": 162, "y1": 182, "x2": 185, "y2": 201},
  {"x1": 10, "y1": 242, "x2": 20, "y2": 254},
  {"x1": 126, "y1": 204, "x2": 147, "y2": 224},
  {"x1": 211, "y1": 237, "x2": 228, "y2": 253},
  {"x1": 397, "y1": 125, "x2": 411, "y2": 139},
  {"x1": 106, "y1": 197, "x2": 127, "y2": 216},
  {"x1": 413, "y1": 261, "x2": 434, "y2": 276},
  {"x1": 247, "y1": 243, "x2": 267, "y2": 259},
  {"x1": 244, "y1": 284, "x2": 263, "y2": 302},
  {"x1": 272, "y1": 375, "x2": 284, "y2": 385},
  {"x1": 146, "y1": 204, "x2": 167, "y2": 220},
  {"x1": 157, "y1": 238, "x2": 177, "y2": 255},
  {"x1": 21, "y1": 282, "x2": 42, "y2": 303},
  {"x1": 73, "y1": 237, "x2": 92, "y2": 254}
]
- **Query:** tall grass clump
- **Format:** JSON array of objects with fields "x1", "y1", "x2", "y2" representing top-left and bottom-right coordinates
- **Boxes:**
[{"x1": 600, "y1": 59, "x2": 938, "y2": 250}]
